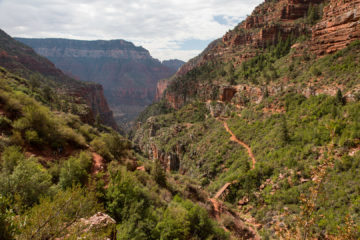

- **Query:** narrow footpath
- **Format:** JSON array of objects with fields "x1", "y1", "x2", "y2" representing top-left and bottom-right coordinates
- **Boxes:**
[{"x1": 222, "y1": 120, "x2": 256, "y2": 170}]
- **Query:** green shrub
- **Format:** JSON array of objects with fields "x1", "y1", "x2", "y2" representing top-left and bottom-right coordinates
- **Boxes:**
[
  {"x1": 10, "y1": 130, "x2": 24, "y2": 146},
  {"x1": 59, "y1": 152, "x2": 92, "y2": 189},
  {"x1": 90, "y1": 137, "x2": 113, "y2": 161},
  {"x1": 311, "y1": 66, "x2": 322, "y2": 77},
  {"x1": 58, "y1": 125, "x2": 86, "y2": 147},
  {"x1": 17, "y1": 186, "x2": 100, "y2": 240},
  {"x1": 11, "y1": 159, "x2": 52, "y2": 206},
  {"x1": 25, "y1": 130, "x2": 42, "y2": 146},
  {"x1": 91, "y1": 133, "x2": 129, "y2": 162},
  {"x1": 0, "y1": 116, "x2": 11, "y2": 132},
  {"x1": 79, "y1": 124, "x2": 98, "y2": 141},
  {"x1": 0, "y1": 156, "x2": 52, "y2": 207},
  {"x1": 106, "y1": 169, "x2": 149, "y2": 222},
  {"x1": 0, "y1": 146, "x2": 25, "y2": 173},
  {"x1": 0, "y1": 195, "x2": 16, "y2": 240},
  {"x1": 156, "y1": 196, "x2": 229, "y2": 240}
]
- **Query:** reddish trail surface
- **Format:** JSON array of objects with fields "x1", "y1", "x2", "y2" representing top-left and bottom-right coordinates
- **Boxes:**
[
  {"x1": 92, "y1": 152, "x2": 104, "y2": 174},
  {"x1": 214, "y1": 182, "x2": 231, "y2": 199},
  {"x1": 223, "y1": 121, "x2": 256, "y2": 170}
]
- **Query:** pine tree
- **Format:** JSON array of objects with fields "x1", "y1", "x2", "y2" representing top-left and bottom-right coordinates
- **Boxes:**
[
  {"x1": 153, "y1": 159, "x2": 166, "y2": 187},
  {"x1": 336, "y1": 89, "x2": 345, "y2": 105}
]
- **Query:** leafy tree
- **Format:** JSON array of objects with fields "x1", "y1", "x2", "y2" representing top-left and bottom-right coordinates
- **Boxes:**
[{"x1": 226, "y1": 63, "x2": 236, "y2": 85}]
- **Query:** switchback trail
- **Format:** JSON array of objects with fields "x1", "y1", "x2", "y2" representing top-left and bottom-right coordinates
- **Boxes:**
[{"x1": 222, "y1": 120, "x2": 256, "y2": 170}]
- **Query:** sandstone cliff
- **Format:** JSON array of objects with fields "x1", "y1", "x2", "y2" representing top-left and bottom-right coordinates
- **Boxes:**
[
  {"x1": 311, "y1": 0, "x2": 360, "y2": 55},
  {"x1": 16, "y1": 38, "x2": 184, "y2": 128}
]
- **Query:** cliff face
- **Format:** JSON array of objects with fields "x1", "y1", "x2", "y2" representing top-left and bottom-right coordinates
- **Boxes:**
[
  {"x1": 0, "y1": 30, "x2": 117, "y2": 129},
  {"x1": 311, "y1": 0, "x2": 360, "y2": 55},
  {"x1": 161, "y1": 0, "x2": 360, "y2": 110},
  {"x1": 70, "y1": 84, "x2": 118, "y2": 129},
  {"x1": 176, "y1": 0, "x2": 324, "y2": 77},
  {"x1": 16, "y1": 38, "x2": 184, "y2": 128},
  {"x1": 155, "y1": 79, "x2": 171, "y2": 101}
]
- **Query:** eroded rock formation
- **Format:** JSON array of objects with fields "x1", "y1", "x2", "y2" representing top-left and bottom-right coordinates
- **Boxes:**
[{"x1": 311, "y1": 0, "x2": 360, "y2": 55}]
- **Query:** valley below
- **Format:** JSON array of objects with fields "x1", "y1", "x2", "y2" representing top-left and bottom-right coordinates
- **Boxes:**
[{"x1": 0, "y1": 0, "x2": 359, "y2": 239}]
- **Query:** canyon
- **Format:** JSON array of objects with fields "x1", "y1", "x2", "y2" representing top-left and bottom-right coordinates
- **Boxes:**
[
  {"x1": 16, "y1": 38, "x2": 184, "y2": 129},
  {"x1": 0, "y1": 29, "x2": 118, "y2": 129}
]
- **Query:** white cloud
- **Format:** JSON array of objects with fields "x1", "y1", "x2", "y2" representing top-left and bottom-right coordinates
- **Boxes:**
[{"x1": 0, "y1": 0, "x2": 263, "y2": 61}]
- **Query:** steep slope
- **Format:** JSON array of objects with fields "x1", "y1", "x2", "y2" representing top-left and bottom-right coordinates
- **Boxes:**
[
  {"x1": 0, "y1": 66, "x2": 230, "y2": 240},
  {"x1": 135, "y1": 0, "x2": 360, "y2": 238},
  {"x1": 0, "y1": 29, "x2": 117, "y2": 129},
  {"x1": 15, "y1": 38, "x2": 183, "y2": 128}
]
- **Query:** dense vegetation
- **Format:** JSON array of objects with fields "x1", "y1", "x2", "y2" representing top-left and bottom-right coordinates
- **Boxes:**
[
  {"x1": 0, "y1": 67, "x2": 228, "y2": 239},
  {"x1": 135, "y1": 38, "x2": 360, "y2": 239}
]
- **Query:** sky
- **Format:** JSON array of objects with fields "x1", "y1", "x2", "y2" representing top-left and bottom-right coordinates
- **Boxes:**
[{"x1": 0, "y1": 0, "x2": 263, "y2": 61}]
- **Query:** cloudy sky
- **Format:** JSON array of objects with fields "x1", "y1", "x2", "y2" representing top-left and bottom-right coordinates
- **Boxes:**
[{"x1": 0, "y1": 0, "x2": 262, "y2": 61}]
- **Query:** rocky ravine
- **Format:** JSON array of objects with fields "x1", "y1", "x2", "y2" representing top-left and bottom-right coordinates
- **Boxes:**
[{"x1": 16, "y1": 38, "x2": 184, "y2": 128}]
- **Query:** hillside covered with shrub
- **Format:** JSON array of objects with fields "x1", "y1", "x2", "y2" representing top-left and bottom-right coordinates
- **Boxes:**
[
  {"x1": 0, "y1": 34, "x2": 228, "y2": 239},
  {"x1": 134, "y1": 0, "x2": 360, "y2": 238}
]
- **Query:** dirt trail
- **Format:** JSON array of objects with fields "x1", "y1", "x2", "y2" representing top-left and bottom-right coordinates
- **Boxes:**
[
  {"x1": 92, "y1": 152, "x2": 104, "y2": 174},
  {"x1": 222, "y1": 121, "x2": 256, "y2": 170},
  {"x1": 214, "y1": 182, "x2": 231, "y2": 199}
]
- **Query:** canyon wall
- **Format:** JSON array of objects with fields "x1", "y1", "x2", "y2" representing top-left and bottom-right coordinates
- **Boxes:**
[
  {"x1": 16, "y1": 38, "x2": 184, "y2": 128},
  {"x1": 0, "y1": 29, "x2": 117, "y2": 129},
  {"x1": 176, "y1": 0, "x2": 324, "y2": 77}
]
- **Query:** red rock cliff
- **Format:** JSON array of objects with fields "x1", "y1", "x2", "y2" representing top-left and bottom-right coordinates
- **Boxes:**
[
  {"x1": 311, "y1": 0, "x2": 360, "y2": 55},
  {"x1": 176, "y1": 0, "x2": 324, "y2": 77},
  {"x1": 155, "y1": 79, "x2": 171, "y2": 101},
  {"x1": 70, "y1": 84, "x2": 118, "y2": 130}
]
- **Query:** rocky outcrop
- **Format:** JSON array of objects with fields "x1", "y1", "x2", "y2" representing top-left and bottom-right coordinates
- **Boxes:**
[
  {"x1": 220, "y1": 87, "x2": 237, "y2": 102},
  {"x1": 78, "y1": 212, "x2": 116, "y2": 233},
  {"x1": 16, "y1": 38, "x2": 183, "y2": 128},
  {"x1": 155, "y1": 79, "x2": 171, "y2": 101},
  {"x1": 57, "y1": 212, "x2": 116, "y2": 240},
  {"x1": 134, "y1": 117, "x2": 184, "y2": 172},
  {"x1": 311, "y1": 0, "x2": 360, "y2": 55},
  {"x1": 0, "y1": 29, "x2": 117, "y2": 129},
  {"x1": 70, "y1": 84, "x2": 118, "y2": 130}
]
